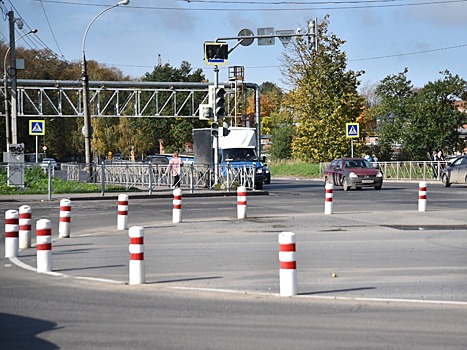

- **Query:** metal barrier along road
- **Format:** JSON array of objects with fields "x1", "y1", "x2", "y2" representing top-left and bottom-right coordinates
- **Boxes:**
[
  {"x1": 319, "y1": 160, "x2": 448, "y2": 181},
  {"x1": 0, "y1": 161, "x2": 261, "y2": 196}
]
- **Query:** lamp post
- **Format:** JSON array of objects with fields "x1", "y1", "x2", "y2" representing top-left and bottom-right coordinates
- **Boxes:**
[
  {"x1": 3, "y1": 26, "x2": 38, "y2": 149},
  {"x1": 81, "y1": 0, "x2": 130, "y2": 179}
]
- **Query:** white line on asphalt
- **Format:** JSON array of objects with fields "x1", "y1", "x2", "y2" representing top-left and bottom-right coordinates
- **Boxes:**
[
  {"x1": 75, "y1": 276, "x2": 124, "y2": 284},
  {"x1": 171, "y1": 286, "x2": 467, "y2": 306}
]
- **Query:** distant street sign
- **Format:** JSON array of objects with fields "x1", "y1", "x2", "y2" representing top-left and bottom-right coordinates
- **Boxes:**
[
  {"x1": 237, "y1": 29, "x2": 254, "y2": 46},
  {"x1": 204, "y1": 42, "x2": 228, "y2": 66},
  {"x1": 275, "y1": 30, "x2": 295, "y2": 47},
  {"x1": 346, "y1": 123, "x2": 359, "y2": 138},
  {"x1": 29, "y1": 120, "x2": 45, "y2": 136},
  {"x1": 257, "y1": 27, "x2": 275, "y2": 46}
]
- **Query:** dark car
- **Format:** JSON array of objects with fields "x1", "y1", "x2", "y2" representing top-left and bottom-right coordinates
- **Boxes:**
[
  {"x1": 144, "y1": 154, "x2": 169, "y2": 165},
  {"x1": 262, "y1": 163, "x2": 271, "y2": 184},
  {"x1": 324, "y1": 157, "x2": 383, "y2": 191},
  {"x1": 441, "y1": 155, "x2": 467, "y2": 187}
]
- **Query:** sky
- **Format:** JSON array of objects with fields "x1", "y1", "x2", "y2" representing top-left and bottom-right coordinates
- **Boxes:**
[{"x1": 2, "y1": 0, "x2": 467, "y2": 92}]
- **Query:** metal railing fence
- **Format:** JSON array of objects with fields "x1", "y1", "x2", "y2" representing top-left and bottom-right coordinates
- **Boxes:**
[
  {"x1": 0, "y1": 161, "x2": 260, "y2": 198},
  {"x1": 319, "y1": 160, "x2": 448, "y2": 181}
]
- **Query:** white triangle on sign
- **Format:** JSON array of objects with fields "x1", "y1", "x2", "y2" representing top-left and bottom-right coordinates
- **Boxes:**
[
  {"x1": 275, "y1": 30, "x2": 295, "y2": 48},
  {"x1": 32, "y1": 122, "x2": 43, "y2": 132}
]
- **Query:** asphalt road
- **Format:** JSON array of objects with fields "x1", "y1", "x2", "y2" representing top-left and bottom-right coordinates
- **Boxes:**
[{"x1": 1, "y1": 179, "x2": 467, "y2": 349}]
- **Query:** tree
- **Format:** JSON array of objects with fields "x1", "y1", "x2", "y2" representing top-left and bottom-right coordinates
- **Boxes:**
[
  {"x1": 281, "y1": 16, "x2": 364, "y2": 162},
  {"x1": 127, "y1": 61, "x2": 207, "y2": 155},
  {"x1": 246, "y1": 81, "x2": 283, "y2": 134},
  {"x1": 373, "y1": 69, "x2": 467, "y2": 160}
]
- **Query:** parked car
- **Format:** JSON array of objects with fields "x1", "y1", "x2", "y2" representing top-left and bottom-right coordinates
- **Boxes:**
[
  {"x1": 40, "y1": 158, "x2": 58, "y2": 170},
  {"x1": 324, "y1": 157, "x2": 383, "y2": 191},
  {"x1": 441, "y1": 155, "x2": 467, "y2": 187},
  {"x1": 262, "y1": 163, "x2": 271, "y2": 184},
  {"x1": 144, "y1": 154, "x2": 169, "y2": 165}
]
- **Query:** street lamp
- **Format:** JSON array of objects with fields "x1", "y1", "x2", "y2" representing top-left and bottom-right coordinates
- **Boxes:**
[
  {"x1": 81, "y1": 0, "x2": 130, "y2": 179},
  {"x1": 3, "y1": 28, "x2": 38, "y2": 149}
]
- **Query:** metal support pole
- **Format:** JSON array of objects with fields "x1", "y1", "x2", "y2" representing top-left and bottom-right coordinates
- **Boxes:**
[
  {"x1": 213, "y1": 65, "x2": 219, "y2": 185},
  {"x1": 8, "y1": 11, "x2": 18, "y2": 144}
]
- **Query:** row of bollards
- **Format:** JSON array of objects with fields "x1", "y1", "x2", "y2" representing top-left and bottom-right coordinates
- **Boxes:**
[
  {"x1": 4, "y1": 181, "x2": 429, "y2": 294},
  {"x1": 323, "y1": 181, "x2": 428, "y2": 214}
]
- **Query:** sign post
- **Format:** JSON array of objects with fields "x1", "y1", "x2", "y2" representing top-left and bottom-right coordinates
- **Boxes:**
[
  {"x1": 29, "y1": 120, "x2": 45, "y2": 163},
  {"x1": 345, "y1": 123, "x2": 359, "y2": 157}
]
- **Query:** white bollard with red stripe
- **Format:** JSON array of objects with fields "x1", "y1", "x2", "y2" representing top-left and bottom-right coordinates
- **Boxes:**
[
  {"x1": 117, "y1": 194, "x2": 129, "y2": 230},
  {"x1": 237, "y1": 186, "x2": 247, "y2": 219},
  {"x1": 172, "y1": 188, "x2": 182, "y2": 223},
  {"x1": 19, "y1": 205, "x2": 32, "y2": 249},
  {"x1": 324, "y1": 183, "x2": 334, "y2": 215},
  {"x1": 418, "y1": 181, "x2": 427, "y2": 212},
  {"x1": 58, "y1": 199, "x2": 72, "y2": 238},
  {"x1": 5, "y1": 210, "x2": 19, "y2": 258},
  {"x1": 278, "y1": 231, "x2": 297, "y2": 296},
  {"x1": 129, "y1": 226, "x2": 145, "y2": 285},
  {"x1": 36, "y1": 219, "x2": 52, "y2": 273}
]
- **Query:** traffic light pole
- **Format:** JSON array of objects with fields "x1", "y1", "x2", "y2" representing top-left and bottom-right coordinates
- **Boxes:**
[{"x1": 213, "y1": 65, "x2": 219, "y2": 185}]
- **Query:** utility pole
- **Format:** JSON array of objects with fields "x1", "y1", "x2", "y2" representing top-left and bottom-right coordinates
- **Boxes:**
[{"x1": 8, "y1": 10, "x2": 18, "y2": 144}]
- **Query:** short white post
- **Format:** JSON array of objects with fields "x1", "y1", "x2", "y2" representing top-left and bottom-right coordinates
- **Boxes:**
[
  {"x1": 237, "y1": 186, "x2": 247, "y2": 219},
  {"x1": 59, "y1": 199, "x2": 72, "y2": 238},
  {"x1": 5, "y1": 210, "x2": 19, "y2": 258},
  {"x1": 36, "y1": 219, "x2": 52, "y2": 273},
  {"x1": 172, "y1": 188, "x2": 182, "y2": 223},
  {"x1": 129, "y1": 226, "x2": 145, "y2": 285},
  {"x1": 324, "y1": 183, "x2": 333, "y2": 215},
  {"x1": 19, "y1": 205, "x2": 32, "y2": 249},
  {"x1": 418, "y1": 181, "x2": 427, "y2": 212},
  {"x1": 278, "y1": 231, "x2": 297, "y2": 297},
  {"x1": 117, "y1": 194, "x2": 129, "y2": 230}
]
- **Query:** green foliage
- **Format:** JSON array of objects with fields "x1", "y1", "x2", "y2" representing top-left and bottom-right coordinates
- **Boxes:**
[
  {"x1": 374, "y1": 69, "x2": 467, "y2": 160},
  {"x1": 269, "y1": 160, "x2": 320, "y2": 178},
  {"x1": 0, "y1": 166, "x2": 126, "y2": 194},
  {"x1": 270, "y1": 123, "x2": 294, "y2": 160},
  {"x1": 281, "y1": 16, "x2": 364, "y2": 162}
]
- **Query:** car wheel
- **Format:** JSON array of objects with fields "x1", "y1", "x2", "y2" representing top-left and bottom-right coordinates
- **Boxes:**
[
  {"x1": 442, "y1": 174, "x2": 451, "y2": 187},
  {"x1": 255, "y1": 181, "x2": 263, "y2": 190},
  {"x1": 374, "y1": 185, "x2": 382, "y2": 190},
  {"x1": 356, "y1": 186, "x2": 362, "y2": 190},
  {"x1": 265, "y1": 178, "x2": 271, "y2": 184},
  {"x1": 342, "y1": 177, "x2": 350, "y2": 191}
]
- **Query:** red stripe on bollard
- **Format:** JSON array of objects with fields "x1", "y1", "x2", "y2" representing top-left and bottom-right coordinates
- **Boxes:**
[
  {"x1": 60, "y1": 206, "x2": 71, "y2": 211},
  {"x1": 118, "y1": 201, "x2": 128, "y2": 205},
  {"x1": 37, "y1": 229, "x2": 51, "y2": 236},
  {"x1": 118, "y1": 210, "x2": 128, "y2": 215},
  {"x1": 130, "y1": 237, "x2": 144, "y2": 244},
  {"x1": 60, "y1": 217, "x2": 71, "y2": 222},
  {"x1": 37, "y1": 243, "x2": 52, "y2": 251},
  {"x1": 19, "y1": 213, "x2": 31, "y2": 219},
  {"x1": 280, "y1": 243, "x2": 296, "y2": 252},
  {"x1": 280, "y1": 261, "x2": 297, "y2": 269},
  {"x1": 5, "y1": 232, "x2": 18, "y2": 238},
  {"x1": 5, "y1": 218, "x2": 18, "y2": 224},
  {"x1": 130, "y1": 253, "x2": 144, "y2": 261}
]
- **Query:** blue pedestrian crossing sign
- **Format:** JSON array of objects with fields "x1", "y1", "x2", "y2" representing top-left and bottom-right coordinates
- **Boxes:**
[
  {"x1": 346, "y1": 123, "x2": 359, "y2": 138},
  {"x1": 29, "y1": 120, "x2": 45, "y2": 136}
]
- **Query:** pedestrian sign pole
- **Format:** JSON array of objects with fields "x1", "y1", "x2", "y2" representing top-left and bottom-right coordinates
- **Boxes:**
[
  {"x1": 345, "y1": 123, "x2": 359, "y2": 157},
  {"x1": 29, "y1": 120, "x2": 45, "y2": 163}
]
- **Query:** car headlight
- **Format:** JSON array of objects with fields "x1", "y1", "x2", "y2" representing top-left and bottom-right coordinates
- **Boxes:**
[
  {"x1": 349, "y1": 172, "x2": 358, "y2": 178},
  {"x1": 377, "y1": 171, "x2": 383, "y2": 177},
  {"x1": 256, "y1": 168, "x2": 263, "y2": 174}
]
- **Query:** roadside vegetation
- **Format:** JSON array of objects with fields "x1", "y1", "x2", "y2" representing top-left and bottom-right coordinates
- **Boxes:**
[
  {"x1": 269, "y1": 160, "x2": 320, "y2": 178},
  {"x1": 0, "y1": 167, "x2": 125, "y2": 195}
]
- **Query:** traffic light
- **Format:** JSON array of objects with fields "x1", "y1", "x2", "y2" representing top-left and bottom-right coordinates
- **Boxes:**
[
  {"x1": 214, "y1": 86, "x2": 226, "y2": 118},
  {"x1": 211, "y1": 122, "x2": 219, "y2": 137},
  {"x1": 308, "y1": 18, "x2": 318, "y2": 50}
]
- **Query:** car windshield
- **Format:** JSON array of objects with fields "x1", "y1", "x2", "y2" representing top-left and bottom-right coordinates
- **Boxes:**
[
  {"x1": 345, "y1": 159, "x2": 371, "y2": 168},
  {"x1": 224, "y1": 148, "x2": 258, "y2": 162}
]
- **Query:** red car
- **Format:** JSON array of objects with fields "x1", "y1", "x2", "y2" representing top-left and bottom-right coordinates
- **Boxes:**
[{"x1": 324, "y1": 157, "x2": 383, "y2": 191}]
